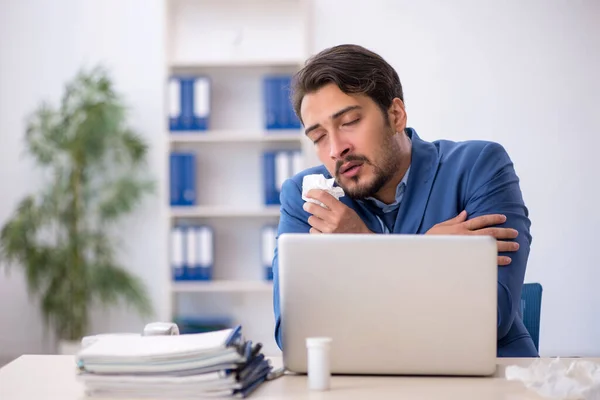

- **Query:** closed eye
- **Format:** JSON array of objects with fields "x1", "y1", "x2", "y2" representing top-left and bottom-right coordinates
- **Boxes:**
[
  {"x1": 312, "y1": 134, "x2": 325, "y2": 144},
  {"x1": 343, "y1": 118, "x2": 360, "y2": 126}
]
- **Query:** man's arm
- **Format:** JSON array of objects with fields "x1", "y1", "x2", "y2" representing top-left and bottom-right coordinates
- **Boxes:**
[
  {"x1": 272, "y1": 178, "x2": 311, "y2": 349},
  {"x1": 464, "y1": 142, "x2": 532, "y2": 340}
]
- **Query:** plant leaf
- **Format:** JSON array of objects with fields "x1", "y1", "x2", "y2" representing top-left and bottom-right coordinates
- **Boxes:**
[
  {"x1": 98, "y1": 177, "x2": 154, "y2": 222},
  {"x1": 120, "y1": 129, "x2": 148, "y2": 165},
  {"x1": 24, "y1": 103, "x2": 62, "y2": 166},
  {"x1": 89, "y1": 262, "x2": 153, "y2": 317}
]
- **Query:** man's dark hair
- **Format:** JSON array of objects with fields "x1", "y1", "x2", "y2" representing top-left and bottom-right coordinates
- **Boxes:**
[{"x1": 291, "y1": 44, "x2": 404, "y2": 124}]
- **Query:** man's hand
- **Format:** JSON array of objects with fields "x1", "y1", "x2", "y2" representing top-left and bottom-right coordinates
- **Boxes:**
[
  {"x1": 303, "y1": 189, "x2": 372, "y2": 234},
  {"x1": 426, "y1": 210, "x2": 519, "y2": 266}
]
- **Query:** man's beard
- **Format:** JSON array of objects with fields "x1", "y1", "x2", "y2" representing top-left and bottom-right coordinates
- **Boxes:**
[{"x1": 334, "y1": 135, "x2": 400, "y2": 200}]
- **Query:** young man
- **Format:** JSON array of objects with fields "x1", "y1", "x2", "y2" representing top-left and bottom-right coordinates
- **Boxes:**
[{"x1": 272, "y1": 44, "x2": 537, "y2": 357}]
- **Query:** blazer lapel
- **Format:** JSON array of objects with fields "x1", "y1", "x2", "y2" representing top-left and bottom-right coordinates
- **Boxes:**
[{"x1": 394, "y1": 128, "x2": 441, "y2": 234}]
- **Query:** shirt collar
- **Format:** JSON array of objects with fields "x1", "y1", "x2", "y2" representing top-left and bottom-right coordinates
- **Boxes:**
[{"x1": 365, "y1": 165, "x2": 410, "y2": 213}]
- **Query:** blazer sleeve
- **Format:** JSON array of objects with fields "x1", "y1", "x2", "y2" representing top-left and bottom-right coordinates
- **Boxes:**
[
  {"x1": 272, "y1": 178, "x2": 312, "y2": 349},
  {"x1": 464, "y1": 142, "x2": 532, "y2": 340}
]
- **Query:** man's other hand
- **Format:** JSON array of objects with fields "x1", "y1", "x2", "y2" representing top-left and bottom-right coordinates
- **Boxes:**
[
  {"x1": 303, "y1": 189, "x2": 372, "y2": 234},
  {"x1": 426, "y1": 210, "x2": 519, "y2": 266}
]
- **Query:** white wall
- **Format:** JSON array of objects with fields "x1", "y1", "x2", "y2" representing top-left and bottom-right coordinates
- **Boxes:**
[
  {"x1": 1, "y1": 0, "x2": 598, "y2": 359},
  {"x1": 310, "y1": 0, "x2": 600, "y2": 356},
  {"x1": 0, "y1": 0, "x2": 168, "y2": 359}
]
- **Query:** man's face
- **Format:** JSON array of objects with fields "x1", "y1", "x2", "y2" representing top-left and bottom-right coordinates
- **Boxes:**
[{"x1": 300, "y1": 83, "x2": 402, "y2": 199}]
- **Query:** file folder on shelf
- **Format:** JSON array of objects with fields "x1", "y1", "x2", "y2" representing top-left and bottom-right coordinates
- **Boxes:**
[
  {"x1": 262, "y1": 150, "x2": 303, "y2": 205},
  {"x1": 168, "y1": 75, "x2": 211, "y2": 131},
  {"x1": 262, "y1": 151, "x2": 288, "y2": 205},
  {"x1": 171, "y1": 225, "x2": 185, "y2": 281},
  {"x1": 261, "y1": 225, "x2": 277, "y2": 281},
  {"x1": 263, "y1": 75, "x2": 301, "y2": 130},
  {"x1": 168, "y1": 76, "x2": 181, "y2": 131},
  {"x1": 263, "y1": 76, "x2": 278, "y2": 130},
  {"x1": 186, "y1": 225, "x2": 214, "y2": 281},
  {"x1": 172, "y1": 224, "x2": 214, "y2": 281},
  {"x1": 169, "y1": 152, "x2": 196, "y2": 206}
]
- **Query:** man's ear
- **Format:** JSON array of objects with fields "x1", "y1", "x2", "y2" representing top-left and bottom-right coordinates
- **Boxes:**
[{"x1": 387, "y1": 98, "x2": 407, "y2": 132}]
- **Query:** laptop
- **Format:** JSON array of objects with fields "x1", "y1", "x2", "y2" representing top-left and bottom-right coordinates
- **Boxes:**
[{"x1": 277, "y1": 233, "x2": 498, "y2": 376}]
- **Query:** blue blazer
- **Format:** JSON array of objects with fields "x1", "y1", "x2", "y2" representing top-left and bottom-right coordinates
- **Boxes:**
[{"x1": 272, "y1": 128, "x2": 538, "y2": 357}]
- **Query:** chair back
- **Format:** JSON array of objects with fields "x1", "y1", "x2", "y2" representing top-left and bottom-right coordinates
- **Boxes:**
[{"x1": 519, "y1": 282, "x2": 543, "y2": 351}]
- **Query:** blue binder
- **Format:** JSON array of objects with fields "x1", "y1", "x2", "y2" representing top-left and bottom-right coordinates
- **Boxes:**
[
  {"x1": 169, "y1": 76, "x2": 210, "y2": 131},
  {"x1": 168, "y1": 77, "x2": 182, "y2": 131},
  {"x1": 171, "y1": 225, "x2": 185, "y2": 281},
  {"x1": 263, "y1": 77, "x2": 279, "y2": 130},
  {"x1": 279, "y1": 76, "x2": 301, "y2": 130},
  {"x1": 169, "y1": 153, "x2": 181, "y2": 205},
  {"x1": 277, "y1": 77, "x2": 290, "y2": 129},
  {"x1": 261, "y1": 150, "x2": 303, "y2": 205},
  {"x1": 195, "y1": 225, "x2": 214, "y2": 281},
  {"x1": 262, "y1": 151, "x2": 292, "y2": 205},
  {"x1": 261, "y1": 225, "x2": 277, "y2": 280},
  {"x1": 191, "y1": 76, "x2": 210, "y2": 131},
  {"x1": 262, "y1": 152, "x2": 277, "y2": 205},
  {"x1": 263, "y1": 75, "x2": 301, "y2": 130},
  {"x1": 182, "y1": 224, "x2": 196, "y2": 280},
  {"x1": 169, "y1": 152, "x2": 196, "y2": 206},
  {"x1": 176, "y1": 224, "x2": 213, "y2": 281}
]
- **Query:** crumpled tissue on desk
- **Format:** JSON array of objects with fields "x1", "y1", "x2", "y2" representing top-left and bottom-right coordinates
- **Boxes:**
[{"x1": 505, "y1": 358, "x2": 600, "y2": 400}]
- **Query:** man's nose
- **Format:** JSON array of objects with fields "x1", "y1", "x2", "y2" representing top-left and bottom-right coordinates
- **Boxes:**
[{"x1": 329, "y1": 134, "x2": 351, "y2": 160}]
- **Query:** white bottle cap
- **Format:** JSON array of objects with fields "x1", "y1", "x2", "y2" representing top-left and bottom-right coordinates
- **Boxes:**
[{"x1": 306, "y1": 337, "x2": 332, "y2": 391}]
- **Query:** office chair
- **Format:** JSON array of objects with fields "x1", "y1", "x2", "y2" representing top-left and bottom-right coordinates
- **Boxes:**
[{"x1": 519, "y1": 283, "x2": 543, "y2": 351}]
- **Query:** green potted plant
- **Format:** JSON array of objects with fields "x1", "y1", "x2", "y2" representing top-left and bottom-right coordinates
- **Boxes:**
[{"x1": 0, "y1": 66, "x2": 154, "y2": 354}]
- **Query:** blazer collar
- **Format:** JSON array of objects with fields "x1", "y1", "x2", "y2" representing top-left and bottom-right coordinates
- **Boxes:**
[{"x1": 392, "y1": 128, "x2": 441, "y2": 233}]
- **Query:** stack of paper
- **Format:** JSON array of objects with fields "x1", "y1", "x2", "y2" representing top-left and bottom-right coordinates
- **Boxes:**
[{"x1": 76, "y1": 326, "x2": 272, "y2": 398}]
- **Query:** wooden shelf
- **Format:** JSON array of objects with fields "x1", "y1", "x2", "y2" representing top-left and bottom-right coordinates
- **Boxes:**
[
  {"x1": 170, "y1": 206, "x2": 281, "y2": 218},
  {"x1": 172, "y1": 280, "x2": 274, "y2": 293},
  {"x1": 169, "y1": 131, "x2": 303, "y2": 144}
]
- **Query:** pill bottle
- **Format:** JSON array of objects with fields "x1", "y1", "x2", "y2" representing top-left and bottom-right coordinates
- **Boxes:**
[{"x1": 306, "y1": 337, "x2": 333, "y2": 390}]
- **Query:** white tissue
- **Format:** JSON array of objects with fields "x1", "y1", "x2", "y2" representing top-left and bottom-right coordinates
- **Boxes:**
[
  {"x1": 505, "y1": 358, "x2": 600, "y2": 399},
  {"x1": 302, "y1": 174, "x2": 345, "y2": 208}
]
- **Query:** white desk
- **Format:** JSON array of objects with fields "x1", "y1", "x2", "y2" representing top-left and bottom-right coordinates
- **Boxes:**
[{"x1": 0, "y1": 355, "x2": 584, "y2": 399}]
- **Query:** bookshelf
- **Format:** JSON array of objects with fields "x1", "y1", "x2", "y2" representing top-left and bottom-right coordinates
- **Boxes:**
[{"x1": 164, "y1": 0, "x2": 314, "y2": 356}]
